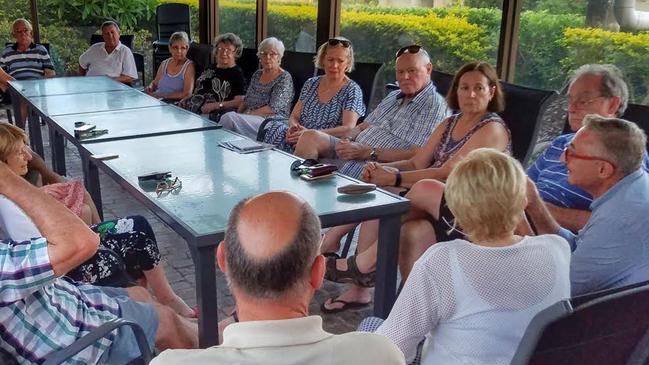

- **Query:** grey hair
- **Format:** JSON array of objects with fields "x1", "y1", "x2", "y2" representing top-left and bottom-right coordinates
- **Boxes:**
[
  {"x1": 257, "y1": 37, "x2": 285, "y2": 61},
  {"x1": 569, "y1": 64, "x2": 629, "y2": 116},
  {"x1": 223, "y1": 197, "x2": 322, "y2": 299},
  {"x1": 314, "y1": 36, "x2": 355, "y2": 73},
  {"x1": 101, "y1": 20, "x2": 120, "y2": 33},
  {"x1": 582, "y1": 114, "x2": 646, "y2": 176},
  {"x1": 169, "y1": 31, "x2": 190, "y2": 48},
  {"x1": 213, "y1": 32, "x2": 243, "y2": 59},
  {"x1": 11, "y1": 18, "x2": 32, "y2": 35}
]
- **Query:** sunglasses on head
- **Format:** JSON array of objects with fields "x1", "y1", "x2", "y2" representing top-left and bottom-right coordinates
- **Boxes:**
[
  {"x1": 396, "y1": 45, "x2": 423, "y2": 58},
  {"x1": 327, "y1": 38, "x2": 351, "y2": 47}
]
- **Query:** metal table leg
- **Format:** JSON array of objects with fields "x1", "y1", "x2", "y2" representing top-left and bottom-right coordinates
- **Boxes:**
[
  {"x1": 49, "y1": 127, "x2": 67, "y2": 175},
  {"x1": 28, "y1": 109, "x2": 44, "y2": 157},
  {"x1": 81, "y1": 154, "x2": 104, "y2": 221},
  {"x1": 192, "y1": 243, "x2": 219, "y2": 348},
  {"x1": 373, "y1": 213, "x2": 401, "y2": 318}
]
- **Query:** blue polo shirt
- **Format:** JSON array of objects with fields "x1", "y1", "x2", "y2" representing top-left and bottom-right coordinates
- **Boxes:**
[{"x1": 558, "y1": 168, "x2": 649, "y2": 296}]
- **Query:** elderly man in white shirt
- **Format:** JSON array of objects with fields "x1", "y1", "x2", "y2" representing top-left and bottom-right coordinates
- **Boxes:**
[
  {"x1": 78, "y1": 21, "x2": 137, "y2": 84},
  {"x1": 153, "y1": 191, "x2": 405, "y2": 365}
]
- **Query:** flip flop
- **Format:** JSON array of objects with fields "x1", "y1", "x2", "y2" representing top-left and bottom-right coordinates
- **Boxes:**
[{"x1": 320, "y1": 297, "x2": 371, "y2": 314}]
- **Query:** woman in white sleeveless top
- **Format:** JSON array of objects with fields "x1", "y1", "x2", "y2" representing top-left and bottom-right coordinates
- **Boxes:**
[
  {"x1": 376, "y1": 148, "x2": 571, "y2": 365},
  {"x1": 145, "y1": 31, "x2": 195, "y2": 101}
]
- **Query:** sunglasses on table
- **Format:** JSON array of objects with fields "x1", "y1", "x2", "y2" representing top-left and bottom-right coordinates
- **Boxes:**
[
  {"x1": 327, "y1": 38, "x2": 351, "y2": 47},
  {"x1": 156, "y1": 177, "x2": 183, "y2": 196},
  {"x1": 396, "y1": 45, "x2": 423, "y2": 58}
]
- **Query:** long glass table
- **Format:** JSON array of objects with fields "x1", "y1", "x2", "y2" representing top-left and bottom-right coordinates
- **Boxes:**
[
  {"x1": 8, "y1": 78, "x2": 164, "y2": 158},
  {"x1": 80, "y1": 128, "x2": 410, "y2": 347},
  {"x1": 44, "y1": 105, "x2": 220, "y2": 180}
]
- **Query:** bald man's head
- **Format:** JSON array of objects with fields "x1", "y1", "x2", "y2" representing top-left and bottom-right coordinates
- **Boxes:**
[{"x1": 223, "y1": 191, "x2": 321, "y2": 299}]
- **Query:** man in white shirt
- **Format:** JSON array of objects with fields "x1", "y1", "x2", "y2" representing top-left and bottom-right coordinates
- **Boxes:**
[
  {"x1": 153, "y1": 191, "x2": 405, "y2": 365},
  {"x1": 78, "y1": 21, "x2": 137, "y2": 84}
]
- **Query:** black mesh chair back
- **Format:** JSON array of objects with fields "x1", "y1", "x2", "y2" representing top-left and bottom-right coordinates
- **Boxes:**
[
  {"x1": 431, "y1": 70, "x2": 454, "y2": 97},
  {"x1": 622, "y1": 103, "x2": 649, "y2": 150},
  {"x1": 89, "y1": 34, "x2": 134, "y2": 50},
  {"x1": 154, "y1": 3, "x2": 191, "y2": 48},
  {"x1": 511, "y1": 283, "x2": 649, "y2": 365},
  {"x1": 133, "y1": 52, "x2": 145, "y2": 86},
  {"x1": 348, "y1": 61, "x2": 383, "y2": 109},
  {"x1": 186, "y1": 42, "x2": 213, "y2": 80},
  {"x1": 561, "y1": 102, "x2": 649, "y2": 150},
  {"x1": 238, "y1": 48, "x2": 260, "y2": 85},
  {"x1": 499, "y1": 82, "x2": 558, "y2": 162},
  {"x1": 282, "y1": 50, "x2": 317, "y2": 108}
]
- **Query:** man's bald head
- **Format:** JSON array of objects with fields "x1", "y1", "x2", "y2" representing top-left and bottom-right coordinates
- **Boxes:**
[{"x1": 223, "y1": 191, "x2": 321, "y2": 299}]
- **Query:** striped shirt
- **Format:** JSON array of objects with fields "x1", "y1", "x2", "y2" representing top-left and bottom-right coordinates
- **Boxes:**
[
  {"x1": 0, "y1": 43, "x2": 53, "y2": 80},
  {"x1": 527, "y1": 133, "x2": 649, "y2": 210},
  {"x1": 339, "y1": 82, "x2": 450, "y2": 178},
  {"x1": 0, "y1": 237, "x2": 120, "y2": 364}
]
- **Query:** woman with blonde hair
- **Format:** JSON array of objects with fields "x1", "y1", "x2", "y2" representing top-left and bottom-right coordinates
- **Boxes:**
[
  {"x1": 376, "y1": 148, "x2": 571, "y2": 365},
  {"x1": 145, "y1": 31, "x2": 195, "y2": 101}
]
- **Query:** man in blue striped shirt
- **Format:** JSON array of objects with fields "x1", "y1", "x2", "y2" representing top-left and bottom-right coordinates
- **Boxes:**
[
  {"x1": 528, "y1": 64, "x2": 648, "y2": 232},
  {"x1": 0, "y1": 18, "x2": 55, "y2": 129},
  {"x1": 294, "y1": 46, "x2": 450, "y2": 180},
  {"x1": 0, "y1": 162, "x2": 198, "y2": 364}
]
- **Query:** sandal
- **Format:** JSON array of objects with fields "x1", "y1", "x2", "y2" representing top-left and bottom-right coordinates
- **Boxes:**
[
  {"x1": 324, "y1": 255, "x2": 376, "y2": 287},
  {"x1": 320, "y1": 298, "x2": 371, "y2": 314}
]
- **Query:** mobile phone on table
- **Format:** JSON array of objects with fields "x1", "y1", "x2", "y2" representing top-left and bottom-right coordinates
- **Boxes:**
[{"x1": 306, "y1": 164, "x2": 337, "y2": 177}]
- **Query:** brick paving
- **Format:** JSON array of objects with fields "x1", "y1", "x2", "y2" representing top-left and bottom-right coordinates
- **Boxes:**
[{"x1": 8, "y1": 113, "x2": 373, "y2": 335}]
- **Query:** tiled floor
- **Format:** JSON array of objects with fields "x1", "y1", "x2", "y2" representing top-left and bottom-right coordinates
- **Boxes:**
[{"x1": 9, "y1": 114, "x2": 374, "y2": 334}]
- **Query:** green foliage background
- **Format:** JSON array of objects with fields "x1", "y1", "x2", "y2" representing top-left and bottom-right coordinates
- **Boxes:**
[{"x1": 0, "y1": 0, "x2": 647, "y2": 101}]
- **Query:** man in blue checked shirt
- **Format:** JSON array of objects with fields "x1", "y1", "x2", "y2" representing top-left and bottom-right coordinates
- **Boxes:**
[
  {"x1": 0, "y1": 162, "x2": 198, "y2": 364},
  {"x1": 528, "y1": 64, "x2": 649, "y2": 233},
  {"x1": 293, "y1": 45, "x2": 450, "y2": 180}
]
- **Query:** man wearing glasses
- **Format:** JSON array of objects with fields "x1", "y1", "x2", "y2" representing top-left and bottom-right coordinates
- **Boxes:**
[
  {"x1": 526, "y1": 115, "x2": 649, "y2": 296},
  {"x1": 293, "y1": 44, "x2": 450, "y2": 179},
  {"x1": 528, "y1": 64, "x2": 649, "y2": 232}
]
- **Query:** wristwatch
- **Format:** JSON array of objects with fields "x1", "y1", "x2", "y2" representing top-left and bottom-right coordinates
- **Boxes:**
[
  {"x1": 218, "y1": 102, "x2": 224, "y2": 109},
  {"x1": 369, "y1": 148, "x2": 378, "y2": 161}
]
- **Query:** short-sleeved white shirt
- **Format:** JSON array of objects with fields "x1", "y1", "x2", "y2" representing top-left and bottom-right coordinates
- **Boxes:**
[{"x1": 78, "y1": 42, "x2": 138, "y2": 79}]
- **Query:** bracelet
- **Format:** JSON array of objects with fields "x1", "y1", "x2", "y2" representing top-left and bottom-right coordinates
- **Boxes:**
[{"x1": 394, "y1": 171, "x2": 402, "y2": 187}]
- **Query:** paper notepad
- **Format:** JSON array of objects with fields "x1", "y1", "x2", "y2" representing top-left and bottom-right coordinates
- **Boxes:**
[{"x1": 219, "y1": 139, "x2": 271, "y2": 153}]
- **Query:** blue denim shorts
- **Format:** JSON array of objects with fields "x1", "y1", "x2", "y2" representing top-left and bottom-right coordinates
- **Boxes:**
[{"x1": 100, "y1": 287, "x2": 159, "y2": 365}]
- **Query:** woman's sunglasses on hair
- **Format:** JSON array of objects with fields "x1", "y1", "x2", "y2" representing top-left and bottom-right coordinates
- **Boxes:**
[
  {"x1": 396, "y1": 45, "x2": 423, "y2": 58},
  {"x1": 327, "y1": 38, "x2": 351, "y2": 47}
]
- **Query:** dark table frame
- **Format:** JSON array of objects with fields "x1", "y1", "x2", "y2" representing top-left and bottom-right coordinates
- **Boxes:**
[{"x1": 79, "y1": 143, "x2": 409, "y2": 348}]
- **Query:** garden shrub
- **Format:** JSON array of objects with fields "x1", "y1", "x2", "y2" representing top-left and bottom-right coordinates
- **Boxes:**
[{"x1": 561, "y1": 28, "x2": 649, "y2": 102}]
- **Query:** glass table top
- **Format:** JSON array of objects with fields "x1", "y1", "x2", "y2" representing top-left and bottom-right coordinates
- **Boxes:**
[
  {"x1": 9, "y1": 76, "x2": 131, "y2": 98},
  {"x1": 82, "y1": 129, "x2": 407, "y2": 237}
]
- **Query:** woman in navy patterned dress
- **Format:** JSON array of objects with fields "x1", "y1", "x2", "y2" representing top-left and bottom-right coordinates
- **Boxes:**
[{"x1": 259, "y1": 37, "x2": 365, "y2": 153}]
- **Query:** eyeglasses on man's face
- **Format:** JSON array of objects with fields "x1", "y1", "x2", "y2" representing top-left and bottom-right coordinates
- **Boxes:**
[
  {"x1": 259, "y1": 51, "x2": 279, "y2": 58},
  {"x1": 395, "y1": 45, "x2": 422, "y2": 58},
  {"x1": 562, "y1": 146, "x2": 616, "y2": 169},
  {"x1": 567, "y1": 95, "x2": 607, "y2": 110}
]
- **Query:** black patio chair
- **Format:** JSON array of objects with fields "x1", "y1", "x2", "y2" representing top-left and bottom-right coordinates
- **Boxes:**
[
  {"x1": 187, "y1": 42, "x2": 213, "y2": 80},
  {"x1": 282, "y1": 50, "x2": 317, "y2": 108},
  {"x1": 133, "y1": 52, "x2": 145, "y2": 87},
  {"x1": 431, "y1": 69, "x2": 454, "y2": 97},
  {"x1": 152, "y1": 3, "x2": 191, "y2": 73},
  {"x1": 349, "y1": 61, "x2": 383, "y2": 109},
  {"x1": 510, "y1": 282, "x2": 649, "y2": 365},
  {"x1": 238, "y1": 48, "x2": 260, "y2": 85},
  {"x1": 499, "y1": 82, "x2": 558, "y2": 162},
  {"x1": 42, "y1": 319, "x2": 153, "y2": 365}
]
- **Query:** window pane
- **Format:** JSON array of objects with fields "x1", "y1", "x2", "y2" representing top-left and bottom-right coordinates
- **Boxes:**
[
  {"x1": 515, "y1": 0, "x2": 649, "y2": 102},
  {"x1": 219, "y1": 0, "x2": 257, "y2": 48},
  {"x1": 0, "y1": 0, "x2": 201, "y2": 85},
  {"x1": 340, "y1": 2, "x2": 503, "y2": 80},
  {"x1": 267, "y1": 0, "x2": 318, "y2": 52}
]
